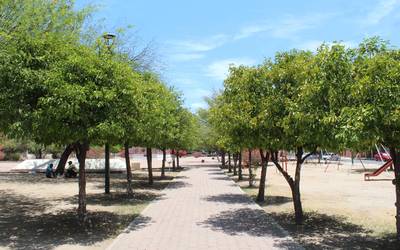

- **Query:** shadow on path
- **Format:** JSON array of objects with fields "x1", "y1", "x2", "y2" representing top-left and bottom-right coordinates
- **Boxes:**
[
  {"x1": 205, "y1": 168, "x2": 223, "y2": 172},
  {"x1": 198, "y1": 208, "x2": 300, "y2": 249},
  {"x1": 208, "y1": 172, "x2": 226, "y2": 176},
  {"x1": 270, "y1": 211, "x2": 398, "y2": 250},
  {"x1": 72, "y1": 192, "x2": 163, "y2": 206},
  {"x1": 199, "y1": 208, "x2": 287, "y2": 237},
  {"x1": 210, "y1": 176, "x2": 232, "y2": 181},
  {"x1": 202, "y1": 194, "x2": 253, "y2": 205},
  {"x1": 0, "y1": 190, "x2": 151, "y2": 250},
  {"x1": 117, "y1": 215, "x2": 152, "y2": 234},
  {"x1": 107, "y1": 179, "x2": 190, "y2": 191},
  {"x1": 252, "y1": 195, "x2": 292, "y2": 206}
]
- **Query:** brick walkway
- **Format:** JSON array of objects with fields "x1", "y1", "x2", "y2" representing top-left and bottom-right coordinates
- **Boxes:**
[{"x1": 108, "y1": 166, "x2": 301, "y2": 250}]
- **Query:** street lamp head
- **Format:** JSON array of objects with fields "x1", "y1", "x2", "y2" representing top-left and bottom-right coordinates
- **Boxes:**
[{"x1": 103, "y1": 33, "x2": 116, "y2": 48}]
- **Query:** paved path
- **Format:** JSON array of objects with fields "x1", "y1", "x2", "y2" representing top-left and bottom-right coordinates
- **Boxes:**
[
  {"x1": 108, "y1": 165, "x2": 301, "y2": 250},
  {"x1": 0, "y1": 162, "x2": 19, "y2": 173}
]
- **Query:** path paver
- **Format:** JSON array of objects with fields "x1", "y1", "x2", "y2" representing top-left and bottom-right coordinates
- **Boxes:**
[{"x1": 108, "y1": 165, "x2": 301, "y2": 250}]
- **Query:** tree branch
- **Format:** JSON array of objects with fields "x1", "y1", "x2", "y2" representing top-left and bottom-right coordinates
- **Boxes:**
[
  {"x1": 301, "y1": 148, "x2": 317, "y2": 164},
  {"x1": 271, "y1": 150, "x2": 294, "y2": 187}
]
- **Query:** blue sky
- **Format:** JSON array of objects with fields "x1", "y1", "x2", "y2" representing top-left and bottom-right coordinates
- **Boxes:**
[{"x1": 77, "y1": 0, "x2": 400, "y2": 111}]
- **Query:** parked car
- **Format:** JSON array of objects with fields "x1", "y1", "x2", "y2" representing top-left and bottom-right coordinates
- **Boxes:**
[
  {"x1": 322, "y1": 153, "x2": 341, "y2": 161},
  {"x1": 374, "y1": 152, "x2": 391, "y2": 161},
  {"x1": 305, "y1": 153, "x2": 319, "y2": 160}
]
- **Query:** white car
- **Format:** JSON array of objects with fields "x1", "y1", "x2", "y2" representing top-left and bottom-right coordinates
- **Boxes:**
[{"x1": 322, "y1": 153, "x2": 340, "y2": 161}]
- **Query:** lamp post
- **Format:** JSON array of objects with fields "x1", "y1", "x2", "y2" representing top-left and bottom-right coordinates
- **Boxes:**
[
  {"x1": 103, "y1": 33, "x2": 116, "y2": 51},
  {"x1": 102, "y1": 33, "x2": 115, "y2": 194}
]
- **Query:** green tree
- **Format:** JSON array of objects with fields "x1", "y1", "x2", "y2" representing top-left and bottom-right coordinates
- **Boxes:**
[
  {"x1": 339, "y1": 38, "x2": 400, "y2": 239},
  {"x1": 222, "y1": 65, "x2": 264, "y2": 187},
  {"x1": 155, "y1": 88, "x2": 182, "y2": 176},
  {"x1": 268, "y1": 44, "x2": 354, "y2": 224},
  {"x1": 134, "y1": 73, "x2": 171, "y2": 184}
]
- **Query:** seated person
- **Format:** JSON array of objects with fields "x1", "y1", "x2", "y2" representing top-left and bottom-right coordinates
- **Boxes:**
[
  {"x1": 45, "y1": 163, "x2": 55, "y2": 178},
  {"x1": 65, "y1": 161, "x2": 78, "y2": 178}
]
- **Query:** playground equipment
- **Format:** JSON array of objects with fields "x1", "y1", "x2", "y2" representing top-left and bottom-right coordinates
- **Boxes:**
[
  {"x1": 324, "y1": 155, "x2": 342, "y2": 172},
  {"x1": 364, "y1": 159, "x2": 393, "y2": 181},
  {"x1": 352, "y1": 153, "x2": 367, "y2": 171}
]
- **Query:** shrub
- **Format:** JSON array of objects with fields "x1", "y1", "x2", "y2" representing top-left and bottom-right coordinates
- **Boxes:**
[{"x1": 4, "y1": 152, "x2": 21, "y2": 161}]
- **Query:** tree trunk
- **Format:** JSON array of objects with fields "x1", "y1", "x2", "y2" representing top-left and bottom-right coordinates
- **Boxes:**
[
  {"x1": 248, "y1": 149, "x2": 253, "y2": 187},
  {"x1": 271, "y1": 148, "x2": 306, "y2": 225},
  {"x1": 161, "y1": 148, "x2": 166, "y2": 178},
  {"x1": 38, "y1": 148, "x2": 43, "y2": 159},
  {"x1": 233, "y1": 153, "x2": 237, "y2": 176},
  {"x1": 55, "y1": 144, "x2": 73, "y2": 175},
  {"x1": 146, "y1": 147, "x2": 153, "y2": 185},
  {"x1": 75, "y1": 141, "x2": 88, "y2": 224},
  {"x1": 124, "y1": 143, "x2": 133, "y2": 195},
  {"x1": 228, "y1": 152, "x2": 232, "y2": 173},
  {"x1": 318, "y1": 150, "x2": 322, "y2": 164},
  {"x1": 221, "y1": 151, "x2": 226, "y2": 168},
  {"x1": 238, "y1": 151, "x2": 243, "y2": 181},
  {"x1": 389, "y1": 147, "x2": 400, "y2": 240},
  {"x1": 176, "y1": 151, "x2": 180, "y2": 168},
  {"x1": 172, "y1": 149, "x2": 176, "y2": 171},
  {"x1": 292, "y1": 179, "x2": 303, "y2": 225},
  {"x1": 293, "y1": 147, "x2": 304, "y2": 225},
  {"x1": 257, "y1": 149, "x2": 269, "y2": 202},
  {"x1": 104, "y1": 143, "x2": 110, "y2": 194}
]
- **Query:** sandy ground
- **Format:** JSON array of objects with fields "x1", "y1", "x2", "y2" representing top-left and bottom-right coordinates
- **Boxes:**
[
  {"x1": 0, "y1": 156, "x2": 216, "y2": 250},
  {"x1": 3, "y1": 155, "x2": 395, "y2": 249},
  {"x1": 225, "y1": 157, "x2": 398, "y2": 249},
  {"x1": 0, "y1": 170, "x2": 179, "y2": 250}
]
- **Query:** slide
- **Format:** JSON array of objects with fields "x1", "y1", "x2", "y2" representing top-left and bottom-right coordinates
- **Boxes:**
[{"x1": 364, "y1": 160, "x2": 393, "y2": 181}]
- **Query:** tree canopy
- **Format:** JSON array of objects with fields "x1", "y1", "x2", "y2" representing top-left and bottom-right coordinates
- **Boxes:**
[
  {"x1": 206, "y1": 37, "x2": 400, "y2": 237},
  {"x1": 0, "y1": 0, "x2": 197, "y2": 222}
]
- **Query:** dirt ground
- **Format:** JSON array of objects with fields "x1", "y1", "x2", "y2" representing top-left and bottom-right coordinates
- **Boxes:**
[
  {"x1": 224, "y1": 158, "x2": 399, "y2": 249},
  {"x1": 3, "y1": 156, "x2": 396, "y2": 249},
  {"x1": 0, "y1": 156, "x2": 215, "y2": 250},
  {"x1": 0, "y1": 169, "x2": 178, "y2": 250}
]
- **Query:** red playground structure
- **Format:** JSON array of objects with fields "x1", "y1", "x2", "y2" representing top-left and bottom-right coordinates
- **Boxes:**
[{"x1": 364, "y1": 160, "x2": 393, "y2": 181}]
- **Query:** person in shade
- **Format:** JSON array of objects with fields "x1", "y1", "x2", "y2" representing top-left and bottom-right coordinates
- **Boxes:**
[
  {"x1": 45, "y1": 163, "x2": 55, "y2": 178},
  {"x1": 65, "y1": 161, "x2": 78, "y2": 178}
]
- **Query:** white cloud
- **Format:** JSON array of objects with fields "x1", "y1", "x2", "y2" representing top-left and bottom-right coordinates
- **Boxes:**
[
  {"x1": 168, "y1": 34, "x2": 229, "y2": 52},
  {"x1": 271, "y1": 16, "x2": 315, "y2": 39},
  {"x1": 234, "y1": 13, "x2": 335, "y2": 40},
  {"x1": 167, "y1": 13, "x2": 336, "y2": 64},
  {"x1": 170, "y1": 53, "x2": 205, "y2": 62},
  {"x1": 234, "y1": 24, "x2": 272, "y2": 40},
  {"x1": 174, "y1": 77, "x2": 199, "y2": 86},
  {"x1": 206, "y1": 58, "x2": 256, "y2": 81},
  {"x1": 365, "y1": 0, "x2": 400, "y2": 25}
]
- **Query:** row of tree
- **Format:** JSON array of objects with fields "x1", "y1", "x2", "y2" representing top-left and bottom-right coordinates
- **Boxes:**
[
  {"x1": 0, "y1": 0, "x2": 198, "y2": 222},
  {"x1": 205, "y1": 38, "x2": 400, "y2": 239},
  {"x1": 0, "y1": 135, "x2": 63, "y2": 160}
]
